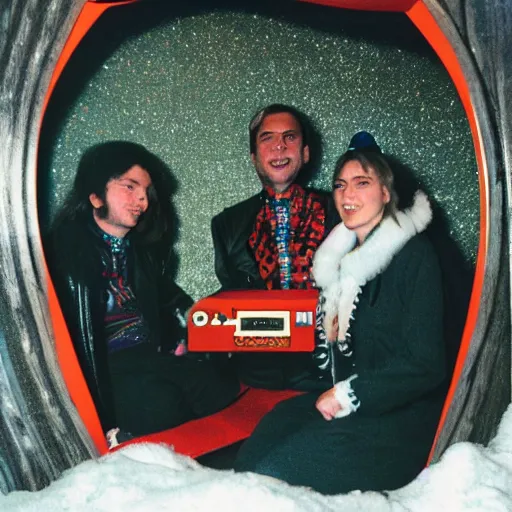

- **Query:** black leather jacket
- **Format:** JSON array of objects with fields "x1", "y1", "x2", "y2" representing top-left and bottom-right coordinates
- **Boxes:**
[
  {"x1": 46, "y1": 218, "x2": 193, "y2": 431},
  {"x1": 211, "y1": 188, "x2": 337, "y2": 291},
  {"x1": 211, "y1": 192, "x2": 266, "y2": 290}
]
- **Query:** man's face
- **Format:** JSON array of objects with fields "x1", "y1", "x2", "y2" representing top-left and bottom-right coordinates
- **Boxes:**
[
  {"x1": 251, "y1": 112, "x2": 310, "y2": 193},
  {"x1": 89, "y1": 164, "x2": 152, "y2": 238}
]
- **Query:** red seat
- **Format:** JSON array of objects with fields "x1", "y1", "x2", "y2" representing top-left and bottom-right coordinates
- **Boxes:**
[{"x1": 112, "y1": 386, "x2": 302, "y2": 458}]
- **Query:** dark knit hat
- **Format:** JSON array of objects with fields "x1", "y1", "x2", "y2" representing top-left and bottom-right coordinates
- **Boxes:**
[{"x1": 348, "y1": 131, "x2": 381, "y2": 153}]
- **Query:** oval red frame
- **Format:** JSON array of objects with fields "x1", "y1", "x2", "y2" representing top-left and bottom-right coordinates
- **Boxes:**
[{"x1": 42, "y1": 0, "x2": 487, "y2": 458}]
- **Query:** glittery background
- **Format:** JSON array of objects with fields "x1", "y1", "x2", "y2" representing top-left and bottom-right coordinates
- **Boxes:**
[{"x1": 39, "y1": 1, "x2": 478, "y2": 300}]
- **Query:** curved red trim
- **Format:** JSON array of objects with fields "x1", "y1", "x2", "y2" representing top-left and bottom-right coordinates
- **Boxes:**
[
  {"x1": 43, "y1": 1, "x2": 137, "y2": 116},
  {"x1": 45, "y1": 265, "x2": 108, "y2": 453},
  {"x1": 406, "y1": 2, "x2": 488, "y2": 462},
  {"x1": 298, "y1": 0, "x2": 416, "y2": 12},
  {"x1": 42, "y1": 0, "x2": 488, "y2": 460},
  {"x1": 41, "y1": 0, "x2": 141, "y2": 455}
]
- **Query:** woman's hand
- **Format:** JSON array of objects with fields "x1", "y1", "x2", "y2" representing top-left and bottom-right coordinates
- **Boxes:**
[
  {"x1": 315, "y1": 387, "x2": 342, "y2": 420},
  {"x1": 326, "y1": 315, "x2": 339, "y2": 342}
]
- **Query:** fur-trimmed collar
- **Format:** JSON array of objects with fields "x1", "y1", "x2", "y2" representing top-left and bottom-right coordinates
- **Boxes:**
[{"x1": 312, "y1": 191, "x2": 432, "y2": 342}]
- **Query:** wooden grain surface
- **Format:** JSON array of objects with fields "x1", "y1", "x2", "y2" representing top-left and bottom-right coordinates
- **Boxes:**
[{"x1": 0, "y1": 0, "x2": 96, "y2": 493}]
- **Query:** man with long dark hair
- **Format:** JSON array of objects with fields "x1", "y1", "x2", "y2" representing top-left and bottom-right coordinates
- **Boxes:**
[{"x1": 46, "y1": 141, "x2": 239, "y2": 442}]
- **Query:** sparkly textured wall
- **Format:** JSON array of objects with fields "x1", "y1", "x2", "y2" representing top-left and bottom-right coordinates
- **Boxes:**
[{"x1": 39, "y1": 1, "x2": 478, "y2": 300}]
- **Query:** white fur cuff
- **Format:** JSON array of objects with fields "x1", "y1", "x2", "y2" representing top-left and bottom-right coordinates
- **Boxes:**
[{"x1": 334, "y1": 374, "x2": 360, "y2": 419}]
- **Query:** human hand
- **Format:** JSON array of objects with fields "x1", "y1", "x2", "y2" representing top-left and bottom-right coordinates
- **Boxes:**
[
  {"x1": 315, "y1": 387, "x2": 342, "y2": 420},
  {"x1": 326, "y1": 315, "x2": 339, "y2": 342}
]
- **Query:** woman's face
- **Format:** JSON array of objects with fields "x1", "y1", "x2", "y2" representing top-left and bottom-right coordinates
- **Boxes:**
[{"x1": 333, "y1": 159, "x2": 390, "y2": 244}]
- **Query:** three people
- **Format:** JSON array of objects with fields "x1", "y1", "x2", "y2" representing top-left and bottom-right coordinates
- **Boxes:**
[
  {"x1": 46, "y1": 141, "x2": 239, "y2": 440},
  {"x1": 211, "y1": 104, "x2": 329, "y2": 389},
  {"x1": 234, "y1": 133, "x2": 446, "y2": 494},
  {"x1": 47, "y1": 108, "x2": 446, "y2": 495}
]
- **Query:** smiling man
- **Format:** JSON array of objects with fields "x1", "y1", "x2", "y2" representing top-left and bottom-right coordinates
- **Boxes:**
[
  {"x1": 46, "y1": 141, "x2": 239, "y2": 443},
  {"x1": 211, "y1": 104, "x2": 328, "y2": 390}
]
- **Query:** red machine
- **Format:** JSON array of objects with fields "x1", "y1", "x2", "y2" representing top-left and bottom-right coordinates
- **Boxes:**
[{"x1": 188, "y1": 289, "x2": 318, "y2": 352}]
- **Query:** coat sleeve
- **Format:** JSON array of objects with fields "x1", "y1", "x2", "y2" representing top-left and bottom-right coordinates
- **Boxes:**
[
  {"x1": 211, "y1": 210, "x2": 266, "y2": 291},
  {"x1": 45, "y1": 229, "x2": 117, "y2": 432},
  {"x1": 157, "y1": 254, "x2": 194, "y2": 352},
  {"x1": 347, "y1": 237, "x2": 446, "y2": 416}
]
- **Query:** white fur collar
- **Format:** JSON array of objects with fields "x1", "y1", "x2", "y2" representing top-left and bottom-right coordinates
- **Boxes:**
[{"x1": 312, "y1": 191, "x2": 432, "y2": 341}]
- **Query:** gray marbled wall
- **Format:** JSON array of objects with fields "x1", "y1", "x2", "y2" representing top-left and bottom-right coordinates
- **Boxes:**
[
  {"x1": 0, "y1": 0, "x2": 97, "y2": 494},
  {"x1": 3, "y1": 0, "x2": 509, "y2": 494}
]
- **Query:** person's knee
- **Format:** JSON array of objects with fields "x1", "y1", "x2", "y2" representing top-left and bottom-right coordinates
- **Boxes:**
[{"x1": 236, "y1": 454, "x2": 286, "y2": 481}]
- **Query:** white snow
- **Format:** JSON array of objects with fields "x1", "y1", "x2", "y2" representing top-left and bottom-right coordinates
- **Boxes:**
[{"x1": 3, "y1": 404, "x2": 512, "y2": 512}]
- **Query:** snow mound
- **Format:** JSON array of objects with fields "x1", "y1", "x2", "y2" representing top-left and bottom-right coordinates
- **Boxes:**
[{"x1": 2, "y1": 405, "x2": 512, "y2": 511}]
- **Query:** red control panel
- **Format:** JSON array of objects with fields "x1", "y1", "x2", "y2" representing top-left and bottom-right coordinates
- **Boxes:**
[{"x1": 188, "y1": 289, "x2": 318, "y2": 352}]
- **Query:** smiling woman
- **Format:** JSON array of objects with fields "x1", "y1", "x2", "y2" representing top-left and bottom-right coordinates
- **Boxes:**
[
  {"x1": 332, "y1": 157, "x2": 392, "y2": 244},
  {"x1": 0, "y1": 0, "x2": 510, "y2": 495}
]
